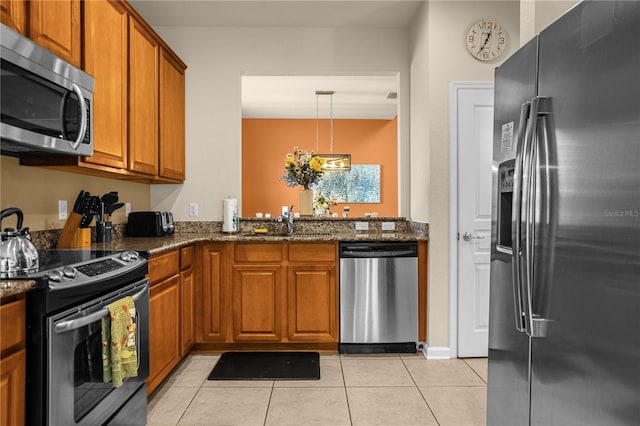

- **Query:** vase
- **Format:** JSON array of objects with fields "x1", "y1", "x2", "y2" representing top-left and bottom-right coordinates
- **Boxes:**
[{"x1": 299, "y1": 189, "x2": 314, "y2": 216}]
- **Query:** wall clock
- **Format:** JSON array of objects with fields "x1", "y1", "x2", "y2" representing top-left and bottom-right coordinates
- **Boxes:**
[{"x1": 465, "y1": 19, "x2": 508, "y2": 62}]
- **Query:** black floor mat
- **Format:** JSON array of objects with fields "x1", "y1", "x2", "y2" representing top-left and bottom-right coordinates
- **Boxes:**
[{"x1": 208, "y1": 351, "x2": 320, "y2": 381}]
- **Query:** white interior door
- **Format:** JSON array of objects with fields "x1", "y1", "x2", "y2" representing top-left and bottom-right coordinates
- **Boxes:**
[{"x1": 457, "y1": 85, "x2": 493, "y2": 357}]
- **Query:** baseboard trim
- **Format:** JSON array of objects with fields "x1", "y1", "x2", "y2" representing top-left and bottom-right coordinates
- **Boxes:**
[{"x1": 426, "y1": 346, "x2": 452, "y2": 359}]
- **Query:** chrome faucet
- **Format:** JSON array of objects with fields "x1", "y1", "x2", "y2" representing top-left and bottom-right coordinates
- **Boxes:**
[{"x1": 275, "y1": 205, "x2": 295, "y2": 233}]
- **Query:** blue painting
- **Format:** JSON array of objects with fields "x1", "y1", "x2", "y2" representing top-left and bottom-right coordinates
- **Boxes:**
[{"x1": 313, "y1": 165, "x2": 381, "y2": 203}]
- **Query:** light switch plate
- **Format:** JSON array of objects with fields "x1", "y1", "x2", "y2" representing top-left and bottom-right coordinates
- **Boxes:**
[
  {"x1": 189, "y1": 202, "x2": 199, "y2": 217},
  {"x1": 125, "y1": 202, "x2": 131, "y2": 217},
  {"x1": 382, "y1": 222, "x2": 396, "y2": 231},
  {"x1": 355, "y1": 221, "x2": 369, "y2": 231},
  {"x1": 58, "y1": 200, "x2": 67, "y2": 220}
]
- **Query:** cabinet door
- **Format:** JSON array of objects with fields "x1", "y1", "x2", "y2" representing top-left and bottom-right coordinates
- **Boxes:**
[
  {"x1": 128, "y1": 17, "x2": 159, "y2": 176},
  {"x1": 83, "y1": 0, "x2": 128, "y2": 169},
  {"x1": 0, "y1": 349, "x2": 26, "y2": 426},
  {"x1": 287, "y1": 264, "x2": 338, "y2": 342},
  {"x1": 199, "y1": 244, "x2": 228, "y2": 342},
  {"x1": 147, "y1": 274, "x2": 180, "y2": 394},
  {"x1": 0, "y1": 0, "x2": 26, "y2": 35},
  {"x1": 180, "y1": 267, "x2": 195, "y2": 355},
  {"x1": 29, "y1": 0, "x2": 81, "y2": 67},
  {"x1": 159, "y1": 48, "x2": 186, "y2": 181},
  {"x1": 232, "y1": 264, "x2": 284, "y2": 342}
]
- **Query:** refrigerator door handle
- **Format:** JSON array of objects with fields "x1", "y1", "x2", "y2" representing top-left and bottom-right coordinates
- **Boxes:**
[
  {"x1": 523, "y1": 96, "x2": 556, "y2": 338},
  {"x1": 511, "y1": 100, "x2": 531, "y2": 333},
  {"x1": 520, "y1": 97, "x2": 538, "y2": 337}
]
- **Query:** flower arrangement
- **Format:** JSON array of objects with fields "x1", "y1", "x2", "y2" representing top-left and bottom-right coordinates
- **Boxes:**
[
  {"x1": 281, "y1": 147, "x2": 325, "y2": 189},
  {"x1": 314, "y1": 193, "x2": 337, "y2": 217}
]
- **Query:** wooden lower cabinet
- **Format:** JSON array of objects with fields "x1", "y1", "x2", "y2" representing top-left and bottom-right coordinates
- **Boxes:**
[
  {"x1": 197, "y1": 242, "x2": 339, "y2": 348},
  {"x1": 232, "y1": 263, "x2": 284, "y2": 342},
  {"x1": 147, "y1": 274, "x2": 181, "y2": 394},
  {"x1": 0, "y1": 349, "x2": 25, "y2": 426},
  {"x1": 199, "y1": 243, "x2": 228, "y2": 342},
  {"x1": 179, "y1": 268, "x2": 194, "y2": 354},
  {"x1": 1, "y1": 297, "x2": 26, "y2": 426},
  {"x1": 287, "y1": 263, "x2": 338, "y2": 342}
]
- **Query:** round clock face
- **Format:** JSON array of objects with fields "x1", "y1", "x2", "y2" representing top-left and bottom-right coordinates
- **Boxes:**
[{"x1": 466, "y1": 19, "x2": 508, "y2": 62}]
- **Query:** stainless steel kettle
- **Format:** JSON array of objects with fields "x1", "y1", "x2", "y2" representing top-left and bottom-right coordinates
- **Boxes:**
[{"x1": 0, "y1": 208, "x2": 39, "y2": 276}]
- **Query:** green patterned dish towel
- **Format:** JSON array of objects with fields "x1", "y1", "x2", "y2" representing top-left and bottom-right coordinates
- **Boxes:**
[{"x1": 101, "y1": 295, "x2": 138, "y2": 387}]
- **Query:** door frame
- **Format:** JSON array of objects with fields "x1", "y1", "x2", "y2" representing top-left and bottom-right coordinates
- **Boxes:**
[{"x1": 448, "y1": 81, "x2": 494, "y2": 359}]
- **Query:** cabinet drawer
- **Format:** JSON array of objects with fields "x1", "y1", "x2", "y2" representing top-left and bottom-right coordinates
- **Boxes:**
[
  {"x1": 180, "y1": 245, "x2": 194, "y2": 270},
  {"x1": 289, "y1": 242, "x2": 336, "y2": 262},
  {"x1": 234, "y1": 243, "x2": 283, "y2": 263},
  {"x1": 148, "y1": 250, "x2": 180, "y2": 283},
  {"x1": 1, "y1": 298, "x2": 25, "y2": 354}
]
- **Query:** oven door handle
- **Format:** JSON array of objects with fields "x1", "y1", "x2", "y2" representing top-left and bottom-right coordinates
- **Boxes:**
[{"x1": 54, "y1": 287, "x2": 147, "y2": 334}]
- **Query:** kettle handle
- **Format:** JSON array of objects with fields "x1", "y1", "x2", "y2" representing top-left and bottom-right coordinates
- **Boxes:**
[{"x1": 0, "y1": 208, "x2": 24, "y2": 231}]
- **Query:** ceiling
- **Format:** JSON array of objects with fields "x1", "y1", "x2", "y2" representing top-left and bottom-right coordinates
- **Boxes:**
[
  {"x1": 242, "y1": 75, "x2": 399, "y2": 119},
  {"x1": 128, "y1": 1, "x2": 421, "y2": 119},
  {"x1": 128, "y1": 1, "x2": 423, "y2": 29}
]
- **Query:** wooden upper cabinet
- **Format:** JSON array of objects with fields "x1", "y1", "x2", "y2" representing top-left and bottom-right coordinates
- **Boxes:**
[
  {"x1": 128, "y1": 17, "x2": 159, "y2": 176},
  {"x1": 0, "y1": 0, "x2": 27, "y2": 35},
  {"x1": 83, "y1": 0, "x2": 128, "y2": 169},
  {"x1": 159, "y1": 49, "x2": 187, "y2": 181},
  {"x1": 29, "y1": 0, "x2": 81, "y2": 67}
]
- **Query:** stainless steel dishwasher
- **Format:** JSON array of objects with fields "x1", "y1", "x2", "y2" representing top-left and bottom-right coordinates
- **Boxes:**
[{"x1": 339, "y1": 241, "x2": 418, "y2": 354}]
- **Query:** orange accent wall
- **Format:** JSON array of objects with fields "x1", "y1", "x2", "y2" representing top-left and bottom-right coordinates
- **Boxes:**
[{"x1": 242, "y1": 117, "x2": 398, "y2": 218}]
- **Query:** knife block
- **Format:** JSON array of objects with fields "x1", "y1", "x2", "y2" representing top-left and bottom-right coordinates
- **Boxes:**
[{"x1": 57, "y1": 212, "x2": 91, "y2": 248}]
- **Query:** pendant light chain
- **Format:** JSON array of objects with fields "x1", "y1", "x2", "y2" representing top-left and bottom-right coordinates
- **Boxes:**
[
  {"x1": 330, "y1": 93, "x2": 334, "y2": 154},
  {"x1": 315, "y1": 95, "x2": 319, "y2": 153}
]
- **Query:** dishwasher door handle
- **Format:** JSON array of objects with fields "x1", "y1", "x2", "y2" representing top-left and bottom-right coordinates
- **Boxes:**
[{"x1": 340, "y1": 250, "x2": 417, "y2": 258}]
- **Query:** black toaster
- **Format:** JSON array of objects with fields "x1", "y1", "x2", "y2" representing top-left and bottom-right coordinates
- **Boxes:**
[{"x1": 126, "y1": 211, "x2": 174, "y2": 237}]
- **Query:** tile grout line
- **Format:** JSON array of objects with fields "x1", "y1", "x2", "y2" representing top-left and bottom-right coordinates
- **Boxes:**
[
  {"x1": 339, "y1": 355, "x2": 354, "y2": 425},
  {"x1": 262, "y1": 380, "x2": 275, "y2": 426},
  {"x1": 462, "y1": 358, "x2": 488, "y2": 385},
  {"x1": 400, "y1": 356, "x2": 442, "y2": 426}
]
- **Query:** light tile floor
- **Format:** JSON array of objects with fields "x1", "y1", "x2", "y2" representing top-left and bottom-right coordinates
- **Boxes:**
[{"x1": 147, "y1": 353, "x2": 488, "y2": 426}]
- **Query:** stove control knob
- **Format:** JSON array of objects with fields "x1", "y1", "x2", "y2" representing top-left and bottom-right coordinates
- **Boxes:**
[
  {"x1": 120, "y1": 251, "x2": 131, "y2": 262},
  {"x1": 128, "y1": 251, "x2": 139, "y2": 260},
  {"x1": 48, "y1": 270, "x2": 64, "y2": 282},
  {"x1": 63, "y1": 266, "x2": 77, "y2": 278}
]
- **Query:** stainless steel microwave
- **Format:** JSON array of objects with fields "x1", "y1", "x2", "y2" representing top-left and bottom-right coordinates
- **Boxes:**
[{"x1": 0, "y1": 24, "x2": 94, "y2": 157}]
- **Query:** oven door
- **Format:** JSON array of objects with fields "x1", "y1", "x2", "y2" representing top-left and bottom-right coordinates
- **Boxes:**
[{"x1": 47, "y1": 279, "x2": 149, "y2": 426}]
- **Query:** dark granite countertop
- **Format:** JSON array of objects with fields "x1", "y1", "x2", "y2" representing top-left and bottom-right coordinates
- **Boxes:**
[
  {"x1": 2, "y1": 219, "x2": 428, "y2": 297},
  {"x1": 0, "y1": 280, "x2": 37, "y2": 299},
  {"x1": 93, "y1": 230, "x2": 427, "y2": 257}
]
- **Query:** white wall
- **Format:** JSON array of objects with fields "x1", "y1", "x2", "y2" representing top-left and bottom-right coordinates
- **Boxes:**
[
  {"x1": 410, "y1": 1, "x2": 520, "y2": 347},
  {"x1": 150, "y1": 27, "x2": 411, "y2": 220}
]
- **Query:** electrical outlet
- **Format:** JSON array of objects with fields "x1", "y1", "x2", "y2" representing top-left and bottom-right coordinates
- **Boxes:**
[
  {"x1": 58, "y1": 200, "x2": 67, "y2": 220},
  {"x1": 355, "y1": 221, "x2": 369, "y2": 231},
  {"x1": 125, "y1": 202, "x2": 131, "y2": 217},
  {"x1": 382, "y1": 221, "x2": 396, "y2": 231},
  {"x1": 189, "y1": 202, "x2": 199, "y2": 217}
]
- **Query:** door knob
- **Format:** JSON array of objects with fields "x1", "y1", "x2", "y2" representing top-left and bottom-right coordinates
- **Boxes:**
[{"x1": 462, "y1": 232, "x2": 484, "y2": 241}]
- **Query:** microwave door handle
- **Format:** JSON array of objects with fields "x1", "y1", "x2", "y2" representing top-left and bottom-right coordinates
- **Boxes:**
[
  {"x1": 60, "y1": 83, "x2": 88, "y2": 151},
  {"x1": 54, "y1": 287, "x2": 147, "y2": 333}
]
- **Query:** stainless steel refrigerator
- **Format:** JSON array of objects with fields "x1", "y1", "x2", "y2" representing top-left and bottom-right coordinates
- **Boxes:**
[{"x1": 487, "y1": 1, "x2": 640, "y2": 425}]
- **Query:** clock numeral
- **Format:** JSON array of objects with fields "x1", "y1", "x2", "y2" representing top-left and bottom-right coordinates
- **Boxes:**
[
  {"x1": 468, "y1": 35, "x2": 475, "y2": 43},
  {"x1": 499, "y1": 37, "x2": 505, "y2": 44}
]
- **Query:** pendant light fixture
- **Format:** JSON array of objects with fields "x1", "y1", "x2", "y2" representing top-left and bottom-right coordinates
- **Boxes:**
[{"x1": 315, "y1": 90, "x2": 351, "y2": 172}]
